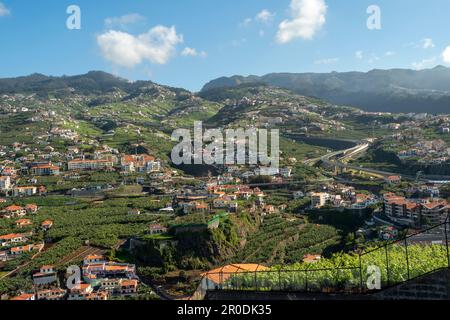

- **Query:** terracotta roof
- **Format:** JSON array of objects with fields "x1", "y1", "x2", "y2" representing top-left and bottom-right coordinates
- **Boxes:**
[
  {"x1": 41, "y1": 265, "x2": 54, "y2": 269},
  {"x1": 10, "y1": 293, "x2": 34, "y2": 300},
  {"x1": 70, "y1": 283, "x2": 91, "y2": 292},
  {"x1": 195, "y1": 202, "x2": 208, "y2": 209},
  {"x1": 10, "y1": 245, "x2": 32, "y2": 252},
  {"x1": 201, "y1": 264, "x2": 269, "y2": 284},
  {"x1": 37, "y1": 288, "x2": 65, "y2": 295},
  {"x1": 14, "y1": 186, "x2": 36, "y2": 190},
  {"x1": 16, "y1": 219, "x2": 31, "y2": 225},
  {"x1": 0, "y1": 233, "x2": 24, "y2": 240},
  {"x1": 85, "y1": 254, "x2": 104, "y2": 260},
  {"x1": 32, "y1": 164, "x2": 59, "y2": 170},
  {"x1": 122, "y1": 154, "x2": 155, "y2": 164},
  {"x1": 303, "y1": 254, "x2": 322, "y2": 263},
  {"x1": 4, "y1": 205, "x2": 24, "y2": 211},
  {"x1": 423, "y1": 201, "x2": 447, "y2": 210},
  {"x1": 104, "y1": 265, "x2": 130, "y2": 271},
  {"x1": 121, "y1": 279, "x2": 138, "y2": 287}
]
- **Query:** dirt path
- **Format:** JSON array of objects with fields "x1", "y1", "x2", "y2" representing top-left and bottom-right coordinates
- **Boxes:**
[{"x1": 0, "y1": 244, "x2": 45, "y2": 279}]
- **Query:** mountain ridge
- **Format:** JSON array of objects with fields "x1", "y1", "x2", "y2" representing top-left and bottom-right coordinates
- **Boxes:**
[{"x1": 201, "y1": 66, "x2": 450, "y2": 114}]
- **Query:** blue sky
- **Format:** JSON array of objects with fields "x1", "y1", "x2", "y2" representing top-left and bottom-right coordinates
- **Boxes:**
[{"x1": 0, "y1": 0, "x2": 450, "y2": 91}]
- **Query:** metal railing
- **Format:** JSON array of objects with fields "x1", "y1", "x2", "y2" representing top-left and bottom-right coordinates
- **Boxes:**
[{"x1": 201, "y1": 215, "x2": 450, "y2": 295}]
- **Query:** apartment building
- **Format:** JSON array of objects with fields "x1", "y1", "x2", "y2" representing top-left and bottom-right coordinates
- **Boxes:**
[
  {"x1": 30, "y1": 164, "x2": 60, "y2": 176},
  {"x1": 12, "y1": 186, "x2": 38, "y2": 197},
  {"x1": 68, "y1": 159, "x2": 114, "y2": 171},
  {"x1": 384, "y1": 193, "x2": 448, "y2": 228},
  {"x1": 121, "y1": 154, "x2": 161, "y2": 173},
  {"x1": 310, "y1": 192, "x2": 329, "y2": 208},
  {"x1": 0, "y1": 176, "x2": 11, "y2": 190}
]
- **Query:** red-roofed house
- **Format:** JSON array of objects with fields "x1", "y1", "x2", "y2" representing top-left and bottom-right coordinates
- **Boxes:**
[
  {"x1": 33, "y1": 265, "x2": 58, "y2": 286},
  {"x1": 68, "y1": 283, "x2": 93, "y2": 300},
  {"x1": 0, "y1": 233, "x2": 27, "y2": 246},
  {"x1": 36, "y1": 288, "x2": 66, "y2": 300},
  {"x1": 15, "y1": 219, "x2": 32, "y2": 228},
  {"x1": 25, "y1": 204, "x2": 38, "y2": 213},
  {"x1": 193, "y1": 264, "x2": 269, "y2": 300},
  {"x1": 83, "y1": 254, "x2": 105, "y2": 265},
  {"x1": 2, "y1": 205, "x2": 26, "y2": 217},
  {"x1": 10, "y1": 293, "x2": 35, "y2": 301},
  {"x1": 41, "y1": 220, "x2": 53, "y2": 231},
  {"x1": 148, "y1": 224, "x2": 168, "y2": 235},
  {"x1": 385, "y1": 175, "x2": 402, "y2": 184},
  {"x1": 10, "y1": 244, "x2": 34, "y2": 255}
]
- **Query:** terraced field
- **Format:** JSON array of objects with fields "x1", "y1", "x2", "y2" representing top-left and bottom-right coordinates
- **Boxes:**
[{"x1": 231, "y1": 214, "x2": 340, "y2": 266}]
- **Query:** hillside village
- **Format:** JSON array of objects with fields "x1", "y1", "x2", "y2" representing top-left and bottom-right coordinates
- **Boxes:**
[{"x1": 0, "y1": 74, "x2": 449, "y2": 300}]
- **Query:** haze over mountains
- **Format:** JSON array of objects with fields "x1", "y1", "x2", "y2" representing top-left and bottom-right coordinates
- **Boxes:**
[
  {"x1": 202, "y1": 66, "x2": 450, "y2": 114},
  {"x1": 1, "y1": 66, "x2": 450, "y2": 114}
]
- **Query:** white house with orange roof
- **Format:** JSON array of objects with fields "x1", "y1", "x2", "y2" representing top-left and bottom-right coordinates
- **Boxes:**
[
  {"x1": 15, "y1": 219, "x2": 32, "y2": 228},
  {"x1": 83, "y1": 254, "x2": 106, "y2": 265},
  {"x1": 41, "y1": 220, "x2": 53, "y2": 231},
  {"x1": 33, "y1": 265, "x2": 58, "y2": 286},
  {"x1": 10, "y1": 244, "x2": 34, "y2": 255},
  {"x1": 86, "y1": 290, "x2": 109, "y2": 300},
  {"x1": 0, "y1": 233, "x2": 27, "y2": 246},
  {"x1": 82, "y1": 261, "x2": 137, "y2": 282},
  {"x1": 2, "y1": 205, "x2": 26, "y2": 218},
  {"x1": 67, "y1": 283, "x2": 93, "y2": 300},
  {"x1": 12, "y1": 186, "x2": 38, "y2": 197},
  {"x1": 36, "y1": 288, "x2": 66, "y2": 300},
  {"x1": 99, "y1": 278, "x2": 138, "y2": 296},
  {"x1": 25, "y1": 204, "x2": 38, "y2": 213}
]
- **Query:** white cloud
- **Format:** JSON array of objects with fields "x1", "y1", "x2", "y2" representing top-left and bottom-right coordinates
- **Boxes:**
[
  {"x1": 422, "y1": 38, "x2": 435, "y2": 49},
  {"x1": 241, "y1": 9, "x2": 274, "y2": 27},
  {"x1": 355, "y1": 51, "x2": 363, "y2": 60},
  {"x1": 256, "y1": 9, "x2": 275, "y2": 23},
  {"x1": 181, "y1": 47, "x2": 207, "y2": 58},
  {"x1": 385, "y1": 51, "x2": 395, "y2": 57},
  {"x1": 104, "y1": 13, "x2": 145, "y2": 29},
  {"x1": 240, "y1": 18, "x2": 252, "y2": 27},
  {"x1": 0, "y1": 2, "x2": 10, "y2": 16},
  {"x1": 442, "y1": 46, "x2": 450, "y2": 64},
  {"x1": 412, "y1": 57, "x2": 437, "y2": 70},
  {"x1": 314, "y1": 57, "x2": 339, "y2": 65},
  {"x1": 276, "y1": 0, "x2": 327, "y2": 44},
  {"x1": 368, "y1": 54, "x2": 380, "y2": 64},
  {"x1": 97, "y1": 26, "x2": 183, "y2": 68}
]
